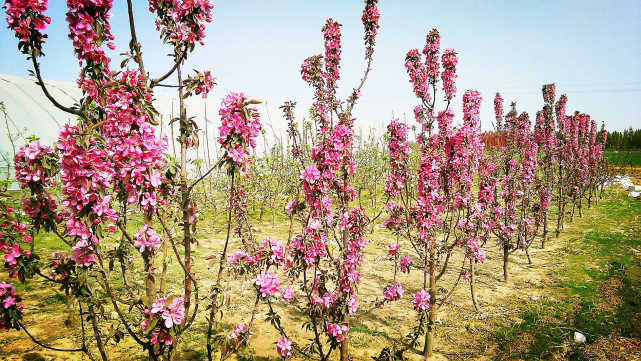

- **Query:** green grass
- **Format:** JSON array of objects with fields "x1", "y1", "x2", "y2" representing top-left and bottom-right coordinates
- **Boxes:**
[
  {"x1": 493, "y1": 192, "x2": 641, "y2": 360},
  {"x1": 604, "y1": 149, "x2": 641, "y2": 166},
  {"x1": 351, "y1": 323, "x2": 390, "y2": 339},
  {"x1": 44, "y1": 293, "x2": 67, "y2": 305}
]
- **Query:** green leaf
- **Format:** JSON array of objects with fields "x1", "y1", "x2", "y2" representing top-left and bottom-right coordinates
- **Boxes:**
[{"x1": 145, "y1": 317, "x2": 158, "y2": 334}]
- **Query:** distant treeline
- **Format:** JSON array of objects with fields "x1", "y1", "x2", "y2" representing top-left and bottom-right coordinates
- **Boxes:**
[{"x1": 605, "y1": 128, "x2": 641, "y2": 150}]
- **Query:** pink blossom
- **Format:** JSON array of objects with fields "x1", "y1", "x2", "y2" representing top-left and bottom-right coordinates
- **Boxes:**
[
  {"x1": 301, "y1": 165, "x2": 321, "y2": 184},
  {"x1": 228, "y1": 323, "x2": 248, "y2": 340},
  {"x1": 388, "y1": 242, "x2": 401, "y2": 255},
  {"x1": 133, "y1": 225, "x2": 162, "y2": 254},
  {"x1": 413, "y1": 289, "x2": 431, "y2": 311},
  {"x1": 281, "y1": 285, "x2": 294, "y2": 304},
  {"x1": 161, "y1": 298, "x2": 185, "y2": 328},
  {"x1": 384, "y1": 282, "x2": 404, "y2": 301},
  {"x1": 150, "y1": 298, "x2": 166, "y2": 314},
  {"x1": 400, "y1": 256, "x2": 411, "y2": 273},
  {"x1": 255, "y1": 273, "x2": 280, "y2": 298},
  {"x1": 0, "y1": 282, "x2": 23, "y2": 331},
  {"x1": 218, "y1": 92, "x2": 262, "y2": 172},
  {"x1": 70, "y1": 239, "x2": 97, "y2": 267},
  {"x1": 276, "y1": 337, "x2": 293, "y2": 358},
  {"x1": 348, "y1": 294, "x2": 359, "y2": 314},
  {"x1": 4, "y1": 244, "x2": 21, "y2": 265},
  {"x1": 326, "y1": 322, "x2": 349, "y2": 342},
  {"x1": 150, "y1": 328, "x2": 172, "y2": 345}
]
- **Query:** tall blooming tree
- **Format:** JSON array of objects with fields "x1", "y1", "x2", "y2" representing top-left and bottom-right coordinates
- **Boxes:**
[
  {"x1": 243, "y1": 1, "x2": 382, "y2": 360},
  {"x1": 0, "y1": 1, "x2": 249, "y2": 360},
  {"x1": 381, "y1": 29, "x2": 490, "y2": 358},
  {"x1": 492, "y1": 99, "x2": 541, "y2": 280}
]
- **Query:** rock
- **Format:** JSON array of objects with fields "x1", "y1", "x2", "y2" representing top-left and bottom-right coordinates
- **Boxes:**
[
  {"x1": 628, "y1": 191, "x2": 640, "y2": 198},
  {"x1": 574, "y1": 331, "x2": 586, "y2": 343},
  {"x1": 629, "y1": 185, "x2": 641, "y2": 192},
  {"x1": 23, "y1": 353, "x2": 46, "y2": 361},
  {"x1": 608, "y1": 175, "x2": 634, "y2": 189}
]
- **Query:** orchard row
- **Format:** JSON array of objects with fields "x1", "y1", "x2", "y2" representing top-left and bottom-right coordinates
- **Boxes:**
[{"x1": 1, "y1": 1, "x2": 608, "y2": 361}]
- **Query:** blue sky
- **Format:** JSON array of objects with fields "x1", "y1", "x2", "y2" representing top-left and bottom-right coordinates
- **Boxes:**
[{"x1": 1, "y1": 1, "x2": 639, "y2": 132}]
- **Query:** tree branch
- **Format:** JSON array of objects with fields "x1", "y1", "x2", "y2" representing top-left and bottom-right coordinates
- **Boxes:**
[
  {"x1": 31, "y1": 57, "x2": 85, "y2": 118},
  {"x1": 149, "y1": 51, "x2": 187, "y2": 89}
]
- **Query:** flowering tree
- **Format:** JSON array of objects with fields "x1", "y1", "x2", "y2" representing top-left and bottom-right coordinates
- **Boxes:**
[
  {"x1": 379, "y1": 29, "x2": 490, "y2": 358},
  {"x1": 0, "y1": 1, "x2": 257, "y2": 360},
  {"x1": 533, "y1": 84, "x2": 557, "y2": 249},
  {"x1": 491, "y1": 98, "x2": 541, "y2": 279},
  {"x1": 227, "y1": 1, "x2": 383, "y2": 360}
]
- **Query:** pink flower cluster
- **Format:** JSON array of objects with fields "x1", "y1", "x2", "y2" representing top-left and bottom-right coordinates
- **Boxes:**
[
  {"x1": 56, "y1": 69, "x2": 167, "y2": 263},
  {"x1": 0, "y1": 210, "x2": 33, "y2": 279},
  {"x1": 281, "y1": 285, "x2": 294, "y2": 304},
  {"x1": 149, "y1": 0, "x2": 213, "y2": 47},
  {"x1": 323, "y1": 19, "x2": 342, "y2": 93},
  {"x1": 255, "y1": 272, "x2": 280, "y2": 298},
  {"x1": 4, "y1": 0, "x2": 51, "y2": 54},
  {"x1": 338, "y1": 208, "x2": 368, "y2": 297},
  {"x1": 326, "y1": 322, "x2": 348, "y2": 343},
  {"x1": 258, "y1": 238, "x2": 285, "y2": 265},
  {"x1": 133, "y1": 225, "x2": 162, "y2": 254},
  {"x1": 493, "y1": 99, "x2": 540, "y2": 252},
  {"x1": 70, "y1": 239, "x2": 97, "y2": 267},
  {"x1": 14, "y1": 141, "x2": 56, "y2": 188},
  {"x1": 227, "y1": 250, "x2": 257, "y2": 271},
  {"x1": 494, "y1": 92, "x2": 504, "y2": 129},
  {"x1": 383, "y1": 282, "x2": 404, "y2": 302},
  {"x1": 542, "y1": 83, "x2": 556, "y2": 105},
  {"x1": 400, "y1": 256, "x2": 411, "y2": 273},
  {"x1": 387, "y1": 242, "x2": 401, "y2": 255},
  {"x1": 0, "y1": 282, "x2": 24, "y2": 331},
  {"x1": 48, "y1": 251, "x2": 74, "y2": 283},
  {"x1": 440, "y1": 48, "x2": 458, "y2": 100},
  {"x1": 66, "y1": 0, "x2": 115, "y2": 70},
  {"x1": 412, "y1": 289, "x2": 430, "y2": 311},
  {"x1": 276, "y1": 336, "x2": 293, "y2": 358},
  {"x1": 142, "y1": 296, "x2": 185, "y2": 346},
  {"x1": 218, "y1": 92, "x2": 262, "y2": 172},
  {"x1": 384, "y1": 119, "x2": 410, "y2": 197},
  {"x1": 405, "y1": 29, "x2": 441, "y2": 104},
  {"x1": 310, "y1": 291, "x2": 339, "y2": 309},
  {"x1": 14, "y1": 140, "x2": 62, "y2": 230},
  {"x1": 193, "y1": 70, "x2": 216, "y2": 98},
  {"x1": 361, "y1": 0, "x2": 380, "y2": 56},
  {"x1": 228, "y1": 323, "x2": 251, "y2": 348}
]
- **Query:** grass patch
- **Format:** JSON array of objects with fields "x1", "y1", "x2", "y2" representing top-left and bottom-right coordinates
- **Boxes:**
[
  {"x1": 604, "y1": 149, "x2": 641, "y2": 166},
  {"x1": 493, "y1": 192, "x2": 641, "y2": 360},
  {"x1": 351, "y1": 323, "x2": 389, "y2": 339},
  {"x1": 44, "y1": 293, "x2": 67, "y2": 305}
]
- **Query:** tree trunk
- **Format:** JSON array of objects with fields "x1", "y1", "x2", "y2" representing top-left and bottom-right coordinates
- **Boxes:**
[
  {"x1": 541, "y1": 216, "x2": 548, "y2": 249},
  {"x1": 503, "y1": 246, "x2": 509, "y2": 282},
  {"x1": 470, "y1": 259, "x2": 479, "y2": 311},
  {"x1": 424, "y1": 247, "x2": 437, "y2": 358},
  {"x1": 160, "y1": 204, "x2": 169, "y2": 293},
  {"x1": 177, "y1": 64, "x2": 193, "y2": 318},
  {"x1": 90, "y1": 307, "x2": 109, "y2": 361}
]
